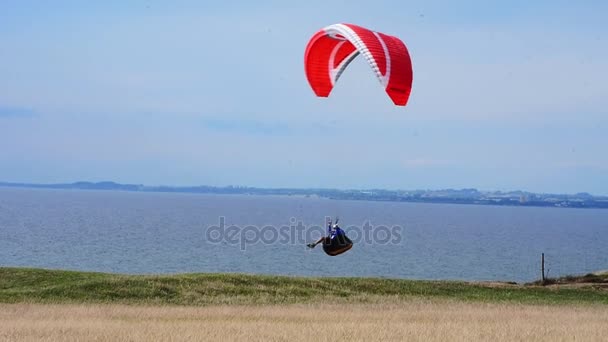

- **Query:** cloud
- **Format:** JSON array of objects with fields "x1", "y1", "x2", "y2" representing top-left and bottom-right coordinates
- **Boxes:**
[
  {"x1": 401, "y1": 158, "x2": 453, "y2": 168},
  {"x1": 554, "y1": 161, "x2": 608, "y2": 172},
  {"x1": 0, "y1": 106, "x2": 36, "y2": 118},
  {"x1": 202, "y1": 119, "x2": 291, "y2": 136}
]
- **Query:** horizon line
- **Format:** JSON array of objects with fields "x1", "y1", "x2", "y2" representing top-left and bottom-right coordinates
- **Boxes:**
[{"x1": 0, "y1": 180, "x2": 605, "y2": 197}]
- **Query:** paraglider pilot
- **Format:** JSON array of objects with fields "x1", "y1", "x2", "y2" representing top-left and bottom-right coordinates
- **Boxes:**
[{"x1": 307, "y1": 217, "x2": 345, "y2": 249}]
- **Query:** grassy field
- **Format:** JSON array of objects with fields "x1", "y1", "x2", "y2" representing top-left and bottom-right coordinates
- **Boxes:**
[
  {"x1": 2, "y1": 268, "x2": 607, "y2": 341},
  {"x1": 2, "y1": 302, "x2": 608, "y2": 341},
  {"x1": 1, "y1": 267, "x2": 607, "y2": 306}
]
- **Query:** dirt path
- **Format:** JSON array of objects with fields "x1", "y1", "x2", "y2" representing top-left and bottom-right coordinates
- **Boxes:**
[{"x1": 1, "y1": 301, "x2": 607, "y2": 341}]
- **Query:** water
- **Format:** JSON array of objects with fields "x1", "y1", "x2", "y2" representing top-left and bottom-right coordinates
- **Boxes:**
[{"x1": 1, "y1": 187, "x2": 607, "y2": 283}]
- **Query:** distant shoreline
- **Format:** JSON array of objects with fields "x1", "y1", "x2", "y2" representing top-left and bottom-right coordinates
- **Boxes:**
[{"x1": 2, "y1": 181, "x2": 608, "y2": 209}]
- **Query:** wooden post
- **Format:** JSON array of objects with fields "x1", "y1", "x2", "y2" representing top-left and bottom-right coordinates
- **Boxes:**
[{"x1": 541, "y1": 253, "x2": 545, "y2": 284}]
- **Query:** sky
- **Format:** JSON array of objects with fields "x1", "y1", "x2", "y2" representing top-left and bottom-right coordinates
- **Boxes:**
[{"x1": 0, "y1": 0, "x2": 607, "y2": 194}]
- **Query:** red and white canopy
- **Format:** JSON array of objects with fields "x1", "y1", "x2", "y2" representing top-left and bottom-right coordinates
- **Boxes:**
[{"x1": 304, "y1": 23, "x2": 413, "y2": 106}]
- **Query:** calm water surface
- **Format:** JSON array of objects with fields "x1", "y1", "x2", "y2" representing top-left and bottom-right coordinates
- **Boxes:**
[{"x1": 1, "y1": 187, "x2": 607, "y2": 282}]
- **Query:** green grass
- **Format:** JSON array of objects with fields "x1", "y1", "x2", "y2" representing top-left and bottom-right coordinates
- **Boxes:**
[
  {"x1": 528, "y1": 272, "x2": 608, "y2": 286},
  {"x1": 0, "y1": 267, "x2": 606, "y2": 306}
]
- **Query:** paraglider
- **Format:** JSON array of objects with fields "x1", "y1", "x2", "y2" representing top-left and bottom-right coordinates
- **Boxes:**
[
  {"x1": 303, "y1": 23, "x2": 410, "y2": 256},
  {"x1": 304, "y1": 23, "x2": 413, "y2": 106},
  {"x1": 307, "y1": 217, "x2": 353, "y2": 256}
]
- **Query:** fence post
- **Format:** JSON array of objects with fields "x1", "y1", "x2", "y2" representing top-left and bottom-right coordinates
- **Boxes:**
[{"x1": 541, "y1": 253, "x2": 545, "y2": 284}]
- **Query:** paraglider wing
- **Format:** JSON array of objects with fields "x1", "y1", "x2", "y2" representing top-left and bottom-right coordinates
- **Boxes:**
[{"x1": 304, "y1": 23, "x2": 413, "y2": 106}]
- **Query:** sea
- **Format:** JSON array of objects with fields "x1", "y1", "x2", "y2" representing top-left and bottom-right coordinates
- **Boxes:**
[{"x1": 1, "y1": 187, "x2": 607, "y2": 283}]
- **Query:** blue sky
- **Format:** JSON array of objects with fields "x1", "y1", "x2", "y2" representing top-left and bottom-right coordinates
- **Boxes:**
[{"x1": 1, "y1": 0, "x2": 607, "y2": 194}]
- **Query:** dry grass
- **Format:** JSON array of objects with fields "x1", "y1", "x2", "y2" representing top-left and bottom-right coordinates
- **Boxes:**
[{"x1": 1, "y1": 301, "x2": 607, "y2": 342}]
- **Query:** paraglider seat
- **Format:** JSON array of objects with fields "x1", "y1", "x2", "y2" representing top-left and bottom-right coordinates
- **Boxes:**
[{"x1": 322, "y1": 234, "x2": 353, "y2": 256}]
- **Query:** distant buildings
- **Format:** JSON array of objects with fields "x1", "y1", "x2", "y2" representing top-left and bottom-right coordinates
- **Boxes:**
[{"x1": 1, "y1": 181, "x2": 607, "y2": 209}]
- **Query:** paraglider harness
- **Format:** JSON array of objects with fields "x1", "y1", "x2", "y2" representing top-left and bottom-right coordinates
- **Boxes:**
[{"x1": 322, "y1": 218, "x2": 353, "y2": 256}]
